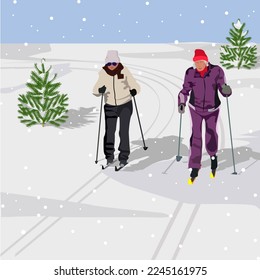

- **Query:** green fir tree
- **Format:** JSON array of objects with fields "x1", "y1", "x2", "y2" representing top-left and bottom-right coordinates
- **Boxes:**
[
  {"x1": 18, "y1": 59, "x2": 69, "y2": 127},
  {"x1": 220, "y1": 19, "x2": 257, "y2": 69}
]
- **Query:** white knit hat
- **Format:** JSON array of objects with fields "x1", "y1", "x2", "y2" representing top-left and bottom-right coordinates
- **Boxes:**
[{"x1": 105, "y1": 50, "x2": 120, "y2": 64}]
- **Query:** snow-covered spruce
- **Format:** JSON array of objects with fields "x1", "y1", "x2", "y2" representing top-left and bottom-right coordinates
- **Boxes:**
[
  {"x1": 18, "y1": 59, "x2": 69, "y2": 127},
  {"x1": 220, "y1": 19, "x2": 257, "y2": 69}
]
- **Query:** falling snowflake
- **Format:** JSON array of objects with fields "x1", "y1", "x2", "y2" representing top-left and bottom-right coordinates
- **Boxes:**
[
  {"x1": 21, "y1": 230, "x2": 26, "y2": 235},
  {"x1": 145, "y1": 1, "x2": 150, "y2": 5},
  {"x1": 148, "y1": 173, "x2": 152, "y2": 178},
  {"x1": 225, "y1": 11, "x2": 229, "y2": 15},
  {"x1": 200, "y1": 20, "x2": 205, "y2": 24},
  {"x1": 49, "y1": 16, "x2": 54, "y2": 21}
]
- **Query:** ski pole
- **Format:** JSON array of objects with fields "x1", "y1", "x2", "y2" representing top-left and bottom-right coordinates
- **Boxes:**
[
  {"x1": 95, "y1": 93, "x2": 104, "y2": 164},
  {"x1": 226, "y1": 96, "x2": 237, "y2": 174},
  {"x1": 133, "y1": 95, "x2": 148, "y2": 150},
  {"x1": 176, "y1": 112, "x2": 183, "y2": 162}
]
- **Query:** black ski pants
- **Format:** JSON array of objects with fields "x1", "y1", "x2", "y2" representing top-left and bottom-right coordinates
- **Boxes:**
[{"x1": 103, "y1": 101, "x2": 133, "y2": 163}]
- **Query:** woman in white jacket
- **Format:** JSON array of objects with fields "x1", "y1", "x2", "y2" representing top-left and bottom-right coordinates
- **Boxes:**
[{"x1": 93, "y1": 50, "x2": 140, "y2": 168}]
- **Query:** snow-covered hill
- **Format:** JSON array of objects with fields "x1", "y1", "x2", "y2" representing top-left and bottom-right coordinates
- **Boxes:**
[{"x1": 1, "y1": 43, "x2": 259, "y2": 260}]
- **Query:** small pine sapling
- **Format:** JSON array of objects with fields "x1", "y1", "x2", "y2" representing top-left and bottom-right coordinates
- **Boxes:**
[{"x1": 18, "y1": 59, "x2": 69, "y2": 127}]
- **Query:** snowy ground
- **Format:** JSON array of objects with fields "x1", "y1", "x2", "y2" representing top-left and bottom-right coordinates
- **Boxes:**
[{"x1": 1, "y1": 43, "x2": 260, "y2": 260}]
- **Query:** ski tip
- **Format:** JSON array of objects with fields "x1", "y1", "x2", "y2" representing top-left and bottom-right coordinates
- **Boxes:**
[
  {"x1": 210, "y1": 169, "x2": 216, "y2": 178},
  {"x1": 188, "y1": 178, "x2": 194, "y2": 185}
]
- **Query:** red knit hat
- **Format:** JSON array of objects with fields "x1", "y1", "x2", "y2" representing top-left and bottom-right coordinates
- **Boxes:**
[{"x1": 193, "y1": 49, "x2": 208, "y2": 62}]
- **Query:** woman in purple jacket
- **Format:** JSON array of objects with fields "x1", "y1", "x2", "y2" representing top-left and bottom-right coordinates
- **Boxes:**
[{"x1": 178, "y1": 49, "x2": 232, "y2": 184}]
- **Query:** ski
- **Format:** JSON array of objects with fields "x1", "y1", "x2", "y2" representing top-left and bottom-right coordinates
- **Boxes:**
[
  {"x1": 115, "y1": 163, "x2": 128, "y2": 172},
  {"x1": 102, "y1": 164, "x2": 111, "y2": 170},
  {"x1": 101, "y1": 160, "x2": 116, "y2": 170},
  {"x1": 188, "y1": 177, "x2": 196, "y2": 185},
  {"x1": 210, "y1": 169, "x2": 216, "y2": 178}
]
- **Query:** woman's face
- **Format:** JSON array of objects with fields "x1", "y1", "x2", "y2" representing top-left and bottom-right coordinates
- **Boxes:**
[
  {"x1": 106, "y1": 62, "x2": 119, "y2": 70},
  {"x1": 195, "y1": 60, "x2": 207, "y2": 71}
]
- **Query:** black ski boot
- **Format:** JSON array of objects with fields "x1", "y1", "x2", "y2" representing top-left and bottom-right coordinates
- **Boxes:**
[
  {"x1": 210, "y1": 155, "x2": 218, "y2": 178},
  {"x1": 188, "y1": 168, "x2": 199, "y2": 185}
]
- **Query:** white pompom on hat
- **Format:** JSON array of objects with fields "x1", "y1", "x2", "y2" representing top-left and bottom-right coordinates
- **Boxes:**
[{"x1": 105, "y1": 50, "x2": 120, "y2": 64}]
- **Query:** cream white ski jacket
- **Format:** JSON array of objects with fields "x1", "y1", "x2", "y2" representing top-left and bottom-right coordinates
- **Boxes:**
[{"x1": 93, "y1": 66, "x2": 140, "y2": 106}]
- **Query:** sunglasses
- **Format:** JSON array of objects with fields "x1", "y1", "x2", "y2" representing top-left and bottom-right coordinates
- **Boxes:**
[{"x1": 106, "y1": 62, "x2": 118, "y2": 66}]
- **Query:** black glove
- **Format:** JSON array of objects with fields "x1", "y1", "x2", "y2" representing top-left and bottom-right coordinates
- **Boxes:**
[
  {"x1": 130, "y1": 89, "x2": 137, "y2": 97},
  {"x1": 222, "y1": 84, "x2": 232, "y2": 97},
  {"x1": 178, "y1": 104, "x2": 185, "y2": 114},
  {"x1": 98, "y1": 85, "x2": 106, "y2": 94}
]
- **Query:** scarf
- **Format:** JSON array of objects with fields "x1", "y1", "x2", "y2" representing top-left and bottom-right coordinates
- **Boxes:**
[
  {"x1": 103, "y1": 63, "x2": 124, "y2": 79},
  {"x1": 198, "y1": 66, "x2": 208, "y2": 77}
]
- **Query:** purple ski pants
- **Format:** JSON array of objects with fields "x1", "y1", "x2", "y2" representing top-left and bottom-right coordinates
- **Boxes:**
[{"x1": 188, "y1": 107, "x2": 219, "y2": 169}]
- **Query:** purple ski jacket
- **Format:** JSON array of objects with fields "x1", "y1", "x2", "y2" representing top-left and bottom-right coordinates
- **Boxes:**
[{"x1": 178, "y1": 63, "x2": 232, "y2": 111}]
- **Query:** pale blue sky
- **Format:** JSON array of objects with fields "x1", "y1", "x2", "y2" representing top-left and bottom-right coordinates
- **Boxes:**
[{"x1": 1, "y1": 0, "x2": 259, "y2": 43}]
